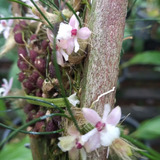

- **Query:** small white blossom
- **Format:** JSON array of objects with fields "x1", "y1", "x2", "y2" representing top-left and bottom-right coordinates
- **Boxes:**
[
  {"x1": 0, "y1": 78, "x2": 13, "y2": 96},
  {"x1": 68, "y1": 93, "x2": 80, "y2": 106}
]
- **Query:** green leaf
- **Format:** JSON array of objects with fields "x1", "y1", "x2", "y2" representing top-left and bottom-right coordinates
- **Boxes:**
[
  {"x1": 9, "y1": 60, "x2": 21, "y2": 89},
  {"x1": 133, "y1": 116, "x2": 160, "y2": 140},
  {"x1": 122, "y1": 51, "x2": 160, "y2": 68},
  {"x1": 0, "y1": 100, "x2": 6, "y2": 118},
  {"x1": 0, "y1": 136, "x2": 32, "y2": 160},
  {"x1": 0, "y1": 0, "x2": 11, "y2": 17}
]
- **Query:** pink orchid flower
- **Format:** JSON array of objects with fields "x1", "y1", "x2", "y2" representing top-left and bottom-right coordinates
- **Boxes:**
[
  {"x1": 0, "y1": 78, "x2": 13, "y2": 96},
  {"x1": 58, "y1": 126, "x2": 87, "y2": 160},
  {"x1": 47, "y1": 29, "x2": 69, "y2": 66},
  {"x1": 0, "y1": 15, "x2": 13, "y2": 39},
  {"x1": 57, "y1": 13, "x2": 91, "y2": 53},
  {"x1": 81, "y1": 104, "x2": 121, "y2": 152}
]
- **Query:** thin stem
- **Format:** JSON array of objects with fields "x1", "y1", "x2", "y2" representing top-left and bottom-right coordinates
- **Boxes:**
[
  {"x1": 30, "y1": 0, "x2": 54, "y2": 29},
  {"x1": 47, "y1": 0, "x2": 59, "y2": 10},
  {"x1": 0, "y1": 123, "x2": 64, "y2": 135},
  {"x1": 138, "y1": 151, "x2": 159, "y2": 160},
  {"x1": 0, "y1": 17, "x2": 41, "y2": 21},
  {"x1": 0, "y1": 113, "x2": 70, "y2": 147},
  {"x1": 121, "y1": 134, "x2": 160, "y2": 159}
]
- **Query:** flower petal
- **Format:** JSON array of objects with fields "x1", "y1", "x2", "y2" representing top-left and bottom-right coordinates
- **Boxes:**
[
  {"x1": 68, "y1": 126, "x2": 80, "y2": 137},
  {"x1": 60, "y1": 49, "x2": 68, "y2": 61},
  {"x1": 57, "y1": 39, "x2": 68, "y2": 49},
  {"x1": 56, "y1": 50, "x2": 64, "y2": 66},
  {"x1": 57, "y1": 23, "x2": 72, "y2": 39},
  {"x1": 69, "y1": 147, "x2": 79, "y2": 160},
  {"x1": 66, "y1": 38, "x2": 74, "y2": 54},
  {"x1": 69, "y1": 14, "x2": 79, "y2": 29},
  {"x1": 68, "y1": 93, "x2": 80, "y2": 107},
  {"x1": 74, "y1": 37, "x2": 79, "y2": 53},
  {"x1": 100, "y1": 125, "x2": 120, "y2": 146},
  {"x1": 102, "y1": 104, "x2": 111, "y2": 123},
  {"x1": 80, "y1": 148, "x2": 87, "y2": 160},
  {"x1": 77, "y1": 27, "x2": 91, "y2": 40},
  {"x1": 81, "y1": 128, "x2": 97, "y2": 143},
  {"x1": 47, "y1": 28, "x2": 54, "y2": 44},
  {"x1": 84, "y1": 131, "x2": 101, "y2": 152},
  {"x1": 58, "y1": 136, "x2": 76, "y2": 152},
  {"x1": 82, "y1": 108, "x2": 101, "y2": 126},
  {"x1": 107, "y1": 106, "x2": 121, "y2": 126}
]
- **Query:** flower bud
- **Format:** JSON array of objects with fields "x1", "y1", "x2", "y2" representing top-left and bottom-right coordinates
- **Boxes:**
[
  {"x1": 14, "y1": 32, "x2": 24, "y2": 44},
  {"x1": 34, "y1": 121, "x2": 45, "y2": 132},
  {"x1": 36, "y1": 89, "x2": 42, "y2": 97},
  {"x1": 23, "y1": 79, "x2": 35, "y2": 91},
  {"x1": 30, "y1": 50, "x2": 38, "y2": 62},
  {"x1": 34, "y1": 57, "x2": 46, "y2": 73},
  {"x1": 13, "y1": 24, "x2": 22, "y2": 32},
  {"x1": 28, "y1": 71, "x2": 39, "y2": 83},
  {"x1": 18, "y1": 47, "x2": 28, "y2": 58},
  {"x1": 41, "y1": 40, "x2": 49, "y2": 50},
  {"x1": 36, "y1": 77, "x2": 44, "y2": 88},
  {"x1": 30, "y1": 34, "x2": 37, "y2": 44},
  {"x1": 17, "y1": 58, "x2": 29, "y2": 71},
  {"x1": 18, "y1": 72, "x2": 26, "y2": 82}
]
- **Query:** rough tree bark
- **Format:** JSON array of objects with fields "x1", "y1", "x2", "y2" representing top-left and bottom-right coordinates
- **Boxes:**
[{"x1": 80, "y1": 0, "x2": 128, "y2": 159}]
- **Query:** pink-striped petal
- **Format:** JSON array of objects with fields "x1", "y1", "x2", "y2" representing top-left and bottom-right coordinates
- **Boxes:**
[
  {"x1": 102, "y1": 104, "x2": 111, "y2": 123},
  {"x1": 84, "y1": 132, "x2": 101, "y2": 152},
  {"x1": 56, "y1": 50, "x2": 64, "y2": 66},
  {"x1": 66, "y1": 38, "x2": 74, "y2": 54},
  {"x1": 77, "y1": 27, "x2": 91, "y2": 40},
  {"x1": 69, "y1": 14, "x2": 79, "y2": 29},
  {"x1": 82, "y1": 108, "x2": 101, "y2": 126},
  {"x1": 47, "y1": 28, "x2": 54, "y2": 44},
  {"x1": 107, "y1": 106, "x2": 121, "y2": 126},
  {"x1": 57, "y1": 39, "x2": 68, "y2": 49}
]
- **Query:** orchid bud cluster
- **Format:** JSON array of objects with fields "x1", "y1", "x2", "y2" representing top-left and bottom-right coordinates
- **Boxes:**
[{"x1": 13, "y1": 20, "x2": 60, "y2": 135}]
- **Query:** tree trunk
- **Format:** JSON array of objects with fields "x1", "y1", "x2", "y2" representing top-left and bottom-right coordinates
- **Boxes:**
[{"x1": 80, "y1": 0, "x2": 128, "y2": 159}]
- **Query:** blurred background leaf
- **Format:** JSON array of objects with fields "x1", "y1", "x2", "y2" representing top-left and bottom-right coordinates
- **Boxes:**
[
  {"x1": 0, "y1": 136, "x2": 32, "y2": 160},
  {"x1": 121, "y1": 51, "x2": 160, "y2": 68},
  {"x1": 132, "y1": 116, "x2": 160, "y2": 140}
]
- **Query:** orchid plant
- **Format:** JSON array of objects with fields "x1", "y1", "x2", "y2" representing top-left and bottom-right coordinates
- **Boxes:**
[{"x1": 0, "y1": 1, "x2": 159, "y2": 160}]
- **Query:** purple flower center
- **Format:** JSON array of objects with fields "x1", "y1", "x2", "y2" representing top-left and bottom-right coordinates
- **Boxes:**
[
  {"x1": 2, "y1": 21, "x2": 7, "y2": 27},
  {"x1": 95, "y1": 121, "x2": 105, "y2": 132},
  {"x1": 76, "y1": 140, "x2": 83, "y2": 149},
  {"x1": 71, "y1": 29, "x2": 77, "y2": 36}
]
